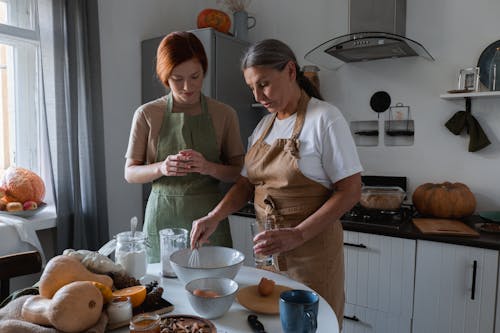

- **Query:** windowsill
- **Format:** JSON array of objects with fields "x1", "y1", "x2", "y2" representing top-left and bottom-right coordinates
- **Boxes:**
[{"x1": 26, "y1": 205, "x2": 57, "y2": 231}]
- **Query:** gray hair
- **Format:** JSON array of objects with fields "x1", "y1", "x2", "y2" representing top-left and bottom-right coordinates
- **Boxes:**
[
  {"x1": 241, "y1": 39, "x2": 323, "y2": 100},
  {"x1": 241, "y1": 39, "x2": 296, "y2": 72}
]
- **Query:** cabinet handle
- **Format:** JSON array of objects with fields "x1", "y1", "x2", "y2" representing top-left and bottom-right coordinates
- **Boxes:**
[
  {"x1": 344, "y1": 315, "x2": 360, "y2": 322},
  {"x1": 344, "y1": 242, "x2": 367, "y2": 248},
  {"x1": 471, "y1": 260, "x2": 477, "y2": 300}
]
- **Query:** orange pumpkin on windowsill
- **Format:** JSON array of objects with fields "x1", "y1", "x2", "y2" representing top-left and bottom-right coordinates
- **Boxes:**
[
  {"x1": 197, "y1": 8, "x2": 231, "y2": 34},
  {"x1": 0, "y1": 166, "x2": 46, "y2": 204}
]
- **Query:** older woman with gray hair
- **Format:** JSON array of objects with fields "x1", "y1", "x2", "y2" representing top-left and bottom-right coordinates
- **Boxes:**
[{"x1": 190, "y1": 38, "x2": 363, "y2": 327}]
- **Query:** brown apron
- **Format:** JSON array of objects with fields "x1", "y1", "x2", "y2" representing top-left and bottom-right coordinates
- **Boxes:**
[{"x1": 245, "y1": 91, "x2": 345, "y2": 326}]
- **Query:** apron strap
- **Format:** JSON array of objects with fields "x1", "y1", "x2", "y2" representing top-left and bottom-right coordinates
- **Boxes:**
[
  {"x1": 254, "y1": 90, "x2": 310, "y2": 146},
  {"x1": 166, "y1": 91, "x2": 208, "y2": 114}
]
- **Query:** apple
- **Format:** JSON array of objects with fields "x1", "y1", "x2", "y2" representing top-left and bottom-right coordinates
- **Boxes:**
[
  {"x1": 6, "y1": 202, "x2": 23, "y2": 212},
  {"x1": 23, "y1": 200, "x2": 38, "y2": 210}
]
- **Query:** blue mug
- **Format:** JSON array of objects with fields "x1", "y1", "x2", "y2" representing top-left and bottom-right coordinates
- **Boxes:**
[{"x1": 280, "y1": 289, "x2": 319, "y2": 333}]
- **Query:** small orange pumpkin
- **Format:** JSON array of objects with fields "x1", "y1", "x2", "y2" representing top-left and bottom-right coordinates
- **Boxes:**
[
  {"x1": 1, "y1": 166, "x2": 45, "y2": 204},
  {"x1": 412, "y1": 182, "x2": 476, "y2": 218},
  {"x1": 197, "y1": 9, "x2": 231, "y2": 33}
]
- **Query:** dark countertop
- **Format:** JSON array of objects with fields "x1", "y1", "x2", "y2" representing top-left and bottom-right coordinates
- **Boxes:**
[
  {"x1": 343, "y1": 215, "x2": 500, "y2": 251},
  {"x1": 233, "y1": 210, "x2": 500, "y2": 251}
]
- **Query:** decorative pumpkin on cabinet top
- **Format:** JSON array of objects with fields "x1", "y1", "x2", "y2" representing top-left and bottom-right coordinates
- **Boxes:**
[
  {"x1": 412, "y1": 182, "x2": 476, "y2": 219},
  {"x1": 197, "y1": 8, "x2": 231, "y2": 33}
]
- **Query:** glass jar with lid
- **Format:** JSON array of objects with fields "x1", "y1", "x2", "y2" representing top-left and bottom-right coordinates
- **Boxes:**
[{"x1": 115, "y1": 231, "x2": 148, "y2": 280}]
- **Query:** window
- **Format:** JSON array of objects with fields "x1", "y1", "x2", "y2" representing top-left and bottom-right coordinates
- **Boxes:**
[{"x1": 0, "y1": 0, "x2": 41, "y2": 175}]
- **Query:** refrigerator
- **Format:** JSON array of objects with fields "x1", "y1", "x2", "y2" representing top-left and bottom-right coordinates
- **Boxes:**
[{"x1": 141, "y1": 28, "x2": 266, "y2": 207}]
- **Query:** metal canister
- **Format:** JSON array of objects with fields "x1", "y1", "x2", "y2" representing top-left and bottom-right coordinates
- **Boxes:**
[{"x1": 302, "y1": 65, "x2": 320, "y2": 91}]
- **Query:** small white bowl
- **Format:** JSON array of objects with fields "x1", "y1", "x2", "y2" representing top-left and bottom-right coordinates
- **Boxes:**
[
  {"x1": 185, "y1": 277, "x2": 239, "y2": 319},
  {"x1": 169, "y1": 246, "x2": 245, "y2": 284}
]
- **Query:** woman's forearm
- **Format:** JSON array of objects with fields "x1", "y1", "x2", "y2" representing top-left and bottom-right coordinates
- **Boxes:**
[
  {"x1": 124, "y1": 160, "x2": 163, "y2": 184},
  {"x1": 295, "y1": 173, "x2": 362, "y2": 242},
  {"x1": 209, "y1": 176, "x2": 254, "y2": 220},
  {"x1": 205, "y1": 162, "x2": 243, "y2": 183}
]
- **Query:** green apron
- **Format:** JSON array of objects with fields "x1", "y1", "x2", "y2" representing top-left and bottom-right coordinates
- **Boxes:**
[{"x1": 144, "y1": 93, "x2": 232, "y2": 263}]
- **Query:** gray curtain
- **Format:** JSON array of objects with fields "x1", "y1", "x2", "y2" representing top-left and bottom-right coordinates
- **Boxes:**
[{"x1": 41, "y1": 0, "x2": 109, "y2": 252}]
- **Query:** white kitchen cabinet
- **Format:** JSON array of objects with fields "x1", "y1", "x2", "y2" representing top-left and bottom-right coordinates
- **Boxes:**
[
  {"x1": 342, "y1": 231, "x2": 415, "y2": 333},
  {"x1": 413, "y1": 240, "x2": 498, "y2": 333},
  {"x1": 343, "y1": 303, "x2": 411, "y2": 333},
  {"x1": 228, "y1": 215, "x2": 255, "y2": 266}
]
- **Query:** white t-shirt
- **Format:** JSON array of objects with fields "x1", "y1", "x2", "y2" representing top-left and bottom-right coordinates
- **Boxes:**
[{"x1": 242, "y1": 98, "x2": 363, "y2": 189}]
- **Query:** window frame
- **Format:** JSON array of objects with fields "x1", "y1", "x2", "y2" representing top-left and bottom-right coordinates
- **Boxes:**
[{"x1": 0, "y1": 0, "x2": 41, "y2": 173}]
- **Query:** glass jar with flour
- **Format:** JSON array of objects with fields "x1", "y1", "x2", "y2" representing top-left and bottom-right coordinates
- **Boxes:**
[{"x1": 115, "y1": 230, "x2": 148, "y2": 280}]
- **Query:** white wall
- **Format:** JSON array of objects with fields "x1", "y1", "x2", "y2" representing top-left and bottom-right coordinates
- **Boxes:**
[{"x1": 98, "y1": 0, "x2": 500, "y2": 236}]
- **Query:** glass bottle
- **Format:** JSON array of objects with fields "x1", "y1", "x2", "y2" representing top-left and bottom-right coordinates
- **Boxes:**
[
  {"x1": 115, "y1": 231, "x2": 148, "y2": 280},
  {"x1": 489, "y1": 47, "x2": 500, "y2": 91}
]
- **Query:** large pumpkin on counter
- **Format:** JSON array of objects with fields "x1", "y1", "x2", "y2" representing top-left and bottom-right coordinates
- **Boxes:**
[
  {"x1": 197, "y1": 9, "x2": 231, "y2": 33},
  {"x1": 412, "y1": 182, "x2": 476, "y2": 218}
]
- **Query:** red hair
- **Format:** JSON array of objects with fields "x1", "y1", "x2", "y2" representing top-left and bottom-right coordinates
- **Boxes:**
[{"x1": 156, "y1": 31, "x2": 208, "y2": 87}]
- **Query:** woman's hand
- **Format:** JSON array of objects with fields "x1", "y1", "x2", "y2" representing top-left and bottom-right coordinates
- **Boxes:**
[
  {"x1": 190, "y1": 214, "x2": 220, "y2": 249},
  {"x1": 253, "y1": 227, "x2": 304, "y2": 256},
  {"x1": 160, "y1": 152, "x2": 192, "y2": 176},
  {"x1": 179, "y1": 149, "x2": 213, "y2": 176}
]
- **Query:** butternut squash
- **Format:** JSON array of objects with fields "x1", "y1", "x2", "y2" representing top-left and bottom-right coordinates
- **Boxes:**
[
  {"x1": 39, "y1": 255, "x2": 113, "y2": 298},
  {"x1": 22, "y1": 281, "x2": 103, "y2": 333}
]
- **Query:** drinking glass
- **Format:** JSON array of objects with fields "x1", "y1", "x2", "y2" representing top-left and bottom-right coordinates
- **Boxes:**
[
  {"x1": 250, "y1": 219, "x2": 274, "y2": 269},
  {"x1": 159, "y1": 228, "x2": 188, "y2": 277}
]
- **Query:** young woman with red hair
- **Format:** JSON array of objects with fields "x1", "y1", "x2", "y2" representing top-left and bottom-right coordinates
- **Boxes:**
[{"x1": 124, "y1": 31, "x2": 244, "y2": 263}]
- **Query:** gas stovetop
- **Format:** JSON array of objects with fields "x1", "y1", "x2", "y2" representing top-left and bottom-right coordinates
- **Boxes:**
[
  {"x1": 341, "y1": 203, "x2": 414, "y2": 229},
  {"x1": 341, "y1": 175, "x2": 412, "y2": 229}
]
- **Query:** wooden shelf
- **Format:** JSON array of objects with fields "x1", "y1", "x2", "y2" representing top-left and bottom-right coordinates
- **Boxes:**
[{"x1": 440, "y1": 91, "x2": 500, "y2": 99}]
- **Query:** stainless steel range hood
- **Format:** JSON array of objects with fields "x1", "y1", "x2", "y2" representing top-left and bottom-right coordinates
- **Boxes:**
[{"x1": 305, "y1": 0, "x2": 434, "y2": 70}]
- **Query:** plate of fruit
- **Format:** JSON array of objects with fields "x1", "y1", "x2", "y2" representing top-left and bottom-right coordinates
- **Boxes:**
[
  {"x1": 0, "y1": 166, "x2": 47, "y2": 218},
  {"x1": 0, "y1": 201, "x2": 47, "y2": 218}
]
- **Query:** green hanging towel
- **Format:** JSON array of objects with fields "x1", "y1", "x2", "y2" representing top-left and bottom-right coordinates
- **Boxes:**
[{"x1": 445, "y1": 98, "x2": 491, "y2": 152}]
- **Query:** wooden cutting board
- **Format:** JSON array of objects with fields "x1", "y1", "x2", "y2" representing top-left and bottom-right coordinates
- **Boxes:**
[{"x1": 413, "y1": 218, "x2": 479, "y2": 237}]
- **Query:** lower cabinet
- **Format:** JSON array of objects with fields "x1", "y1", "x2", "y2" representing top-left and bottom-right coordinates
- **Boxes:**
[
  {"x1": 343, "y1": 303, "x2": 412, "y2": 333},
  {"x1": 413, "y1": 240, "x2": 498, "y2": 333},
  {"x1": 342, "y1": 231, "x2": 416, "y2": 333}
]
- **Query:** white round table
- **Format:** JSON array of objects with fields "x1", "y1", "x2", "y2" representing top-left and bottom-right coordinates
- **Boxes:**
[{"x1": 113, "y1": 263, "x2": 339, "y2": 333}]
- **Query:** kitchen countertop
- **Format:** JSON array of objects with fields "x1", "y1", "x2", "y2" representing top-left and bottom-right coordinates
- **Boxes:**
[
  {"x1": 233, "y1": 210, "x2": 500, "y2": 251},
  {"x1": 342, "y1": 214, "x2": 500, "y2": 250}
]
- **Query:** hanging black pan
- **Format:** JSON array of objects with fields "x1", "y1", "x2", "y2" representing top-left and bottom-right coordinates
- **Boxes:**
[
  {"x1": 353, "y1": 91, "x2": 391, "y2": 136},
  {"x1": 370, "y1": 91, "x2": 391, "y2": 117}
]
